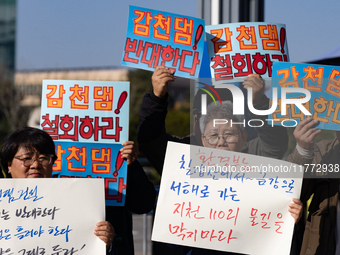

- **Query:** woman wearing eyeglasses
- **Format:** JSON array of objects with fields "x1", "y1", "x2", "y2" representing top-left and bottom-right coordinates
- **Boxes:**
[
  {"x1": 0, "y1": 127, "x2": 115, "y2": 253},
  {"x1": 189, "y1": 101, "x2": 303, "y2": 255},
  {"x1": 200, "y1": 101, "x2": 247, "y2": 153}
]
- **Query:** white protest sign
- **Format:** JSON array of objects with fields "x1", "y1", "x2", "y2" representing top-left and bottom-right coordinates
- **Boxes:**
[
  {"x1": 152, "y1": 142, "x2": 303, "y2": 255},
  {"x1": 0, "y1": 178, "x2": 106, "y2": 254}
]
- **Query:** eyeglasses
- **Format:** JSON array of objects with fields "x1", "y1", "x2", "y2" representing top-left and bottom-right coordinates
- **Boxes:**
[
  {"x1": 203, "y1": 132, "x2": 240, "y2": 145},
  {"x1": 14, "y1": 153, "x2": 54, "y2": 167}
]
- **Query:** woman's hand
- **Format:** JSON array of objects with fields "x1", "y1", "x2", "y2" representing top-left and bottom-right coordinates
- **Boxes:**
[
  {"x1": 120, "y1": 141, "x2": 139, "y2": 166},
  {"x1": 94, "y1": 221, "x2": 115, "y2": 250},
  {"x1": 288, "y1": 198, "x2": 303, "y2": 224}
]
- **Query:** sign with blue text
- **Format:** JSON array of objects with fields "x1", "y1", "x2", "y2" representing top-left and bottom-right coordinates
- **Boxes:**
[
  {"x1": 152, "y1": 142, "x2": 303, "y2": 254},
  {"x1": 0, "y1": 178, "x2": 105, "y2": 254}
]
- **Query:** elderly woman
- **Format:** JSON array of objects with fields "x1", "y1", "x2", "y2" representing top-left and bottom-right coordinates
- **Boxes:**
[
  {"x1": 189, "y1": 101, "x2": 304, "y2": 255},
  {"x1": 200, "y1": 101, "x2": 247, "y2": 152},
  {"x1": 199, "y1": 101, "x2": 303, "y2": 222},
  {"x1": 0, "y1": 127, "x2": 115, "y2": 253}
]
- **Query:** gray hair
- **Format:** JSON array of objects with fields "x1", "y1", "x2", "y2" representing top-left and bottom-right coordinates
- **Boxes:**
[{"x1": 199, "y1": 101, "x2": 245, "y2": 135}]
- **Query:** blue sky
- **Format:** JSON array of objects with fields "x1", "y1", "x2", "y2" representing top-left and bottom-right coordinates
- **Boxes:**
[{"x1": 15, "y1": 0, "x2": 339, "y2": 71}]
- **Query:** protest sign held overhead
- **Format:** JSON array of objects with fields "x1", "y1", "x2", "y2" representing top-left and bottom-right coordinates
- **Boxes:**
[
  {"x1": 152, "y1": 142, "x2": 303, "y2": 255},
  {"x1": 40, "y1": 80, "x2": 129, "y2": 143},
  {"x1": 121, "y1": 5, "x2": 205, "y2": 79},
  {"x1": 269, "y1": 62, "x2": 340, "y2": 130},
  {"x1": 0, "y1": 178, "x2": 105, "y2": 254},
  {"x1": 40, "y1": 80, "x2": 129, "y2": 206},
  {"x1": 205, "y1": 22, "x2": 289, "y2": 83}
]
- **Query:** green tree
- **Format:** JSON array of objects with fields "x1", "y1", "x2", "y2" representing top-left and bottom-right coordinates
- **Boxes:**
[
  {"x1": 128, "y1": 69, "x2": 153, "y2": 143},
  {"x1": 127, "y1": 69, "x2": 191, "y2": 143},
  {"x1": 0, "y1": 80, "x2": 31, "y2": 136}
]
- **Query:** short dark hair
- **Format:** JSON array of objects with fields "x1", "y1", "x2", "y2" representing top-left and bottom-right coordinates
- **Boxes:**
[{"x1": 0, "y1": 127, "x2": 57, "y2": 177}]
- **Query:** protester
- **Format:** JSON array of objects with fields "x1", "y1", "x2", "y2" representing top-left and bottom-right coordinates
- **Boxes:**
[
  {"x1": 199, "y1": 101, "x2": 247, "y2": 152},
  {"x1": 105, "y1": 140, "x2": 156, "y2": 255},
  {"x1": 0, "y1": 127, "x2": 156, "y2": 255},
  {"x1": 138, "y1": 66, "x2": 289, "y2": 176},
  {"x1": 286, "y1": 118, "x2": 340, "y2": 255},
  {"x1": 0, "y1": 127, "x2": 115, "y2": 252},
  {"x1": 138, "y1": 66, "x2": 300, "y2": 254},
  {"x1": 192, "y1": 100, "x2": 303, "y2": 255}
]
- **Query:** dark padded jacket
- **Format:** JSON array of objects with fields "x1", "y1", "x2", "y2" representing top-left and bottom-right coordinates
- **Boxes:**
[
  {"x1": 287, "y1": 138, "x2": 340, "y2": 255},
  {"x1": 106, "y1": 160, "x2": 156, "y2": 255}
]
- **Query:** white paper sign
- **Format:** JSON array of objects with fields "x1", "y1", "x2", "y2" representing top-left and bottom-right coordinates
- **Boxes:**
[
  {"x1": 152, "y1": 142, "x2": 303, "y2": 255},
  {"x1": 0, "y1": 178, "x2": 106, "y2": 254}
]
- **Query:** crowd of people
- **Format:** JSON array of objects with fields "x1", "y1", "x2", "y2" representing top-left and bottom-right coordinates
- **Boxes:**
[{"x1": 0, "y1": 65, "x2": 337, "y2": 255}]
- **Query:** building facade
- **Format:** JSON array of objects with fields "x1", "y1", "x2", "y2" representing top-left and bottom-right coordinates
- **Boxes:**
[{"x1": 0, "y1": 0, "x2": 15, "y2": 81}]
